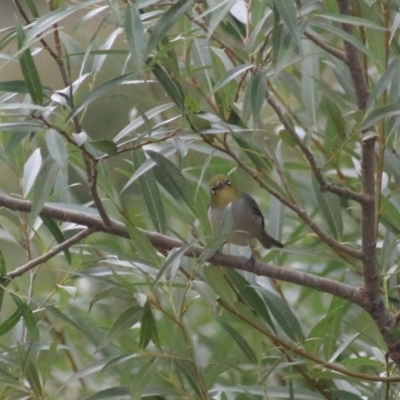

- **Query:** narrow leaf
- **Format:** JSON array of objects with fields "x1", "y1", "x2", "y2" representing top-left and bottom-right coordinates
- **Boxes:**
[
  {"x1": 312, "y1": 176, "x2": 343, "y2": 239},
  {"x1": 151, "y1": 62, "x2": 184, "y2": 109},
  {"x1": 45, "y1": 129, "x2": 68, "y2": 171},
  {"x1": 125, "y1": 2, "x2": 145, "y2": 72},
  {"x1": 28, "y1": 158, "x2": 59, "y2": 228},
  {"x1": 103, "y1": 305, "x2": 143, "y2": 344},
  {"x1": 16, "y1": 20, "x2": 43, "y2": 105},
  {"x1": 146, "y1": 150, "x2": 195, "y2": 215},
  {"x1": 139, "y1": 301, "x2": 160, "y2": 349},
  {"x1": 250, "y1": 69, "x2": 267, "y2": 122},
  {"x1": 203, "y1": 265, "x2": 236, "y2": 305},
  {"x1": 125, "y1": 221, "x2": 162, "y2": 268},
  {"x1": 130, "y1": 359, "x2": 157, "y2": 399},
  {"x1": 23, "y1": 148, "x2": 42, "y2": 197},
  {"x1": 132, "y1": 149, "x2": 166, "y2": 233},
  {"x1": 220, "y1": 321, "x2": 258, "y2": 364},
  {"x1": 147, "y1": 0, "x2": 194, "y2": 54},
  {"x1": 42, "y1": 218, "x2": 71, "y2": 263},
  {"x1": 212, "y1": 63, "x2": 253, "y2": 94},
  {"x1": 261, "y1": 290, "x2": 304, "y2": 342}
]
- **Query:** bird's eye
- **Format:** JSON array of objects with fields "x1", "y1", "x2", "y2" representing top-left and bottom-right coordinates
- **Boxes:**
[
  {"x1": 211, "y1": 187, "x2": 216, "y2": 194},
  {"x1": 226, "y1": 180, "x2": 231, "y2": 186}
]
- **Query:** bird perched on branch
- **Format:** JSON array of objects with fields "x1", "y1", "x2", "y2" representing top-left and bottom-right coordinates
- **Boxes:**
[{"x1": 208, "y1": 174, "x2": 283, "y2": 250}]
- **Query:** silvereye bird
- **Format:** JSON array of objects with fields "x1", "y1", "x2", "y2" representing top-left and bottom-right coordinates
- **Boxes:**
[{"x1": 208, "y1": 175, "x2": 283, "y2": 249}]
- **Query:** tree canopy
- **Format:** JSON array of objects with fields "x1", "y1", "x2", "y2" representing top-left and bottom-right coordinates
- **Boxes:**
[{"x1": 1, "y1": 0, "x2": 400, "y2": 399}]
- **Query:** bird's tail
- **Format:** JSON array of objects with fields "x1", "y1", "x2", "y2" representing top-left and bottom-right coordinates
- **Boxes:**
[{"x1": 258, "y1": 231, "x2": 283, "y2": 249}]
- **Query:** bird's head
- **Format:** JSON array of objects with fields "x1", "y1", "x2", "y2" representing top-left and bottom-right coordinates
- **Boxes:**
[{"x1": 209, "y1": 175, "x2": 240, "y2": 207}]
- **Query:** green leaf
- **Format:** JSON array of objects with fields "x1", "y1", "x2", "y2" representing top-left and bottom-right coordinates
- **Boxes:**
[
  {"x1": 69, "y1": 72, "x2": 135, "y2": 120},
  {"x1": 249, "y1": 69, "x2": 267, "y2": 122},
  {"x1": 329, "y1": 390, "x2": 364, "y2": 400},
  {"x1": 15, "y1": 20, "x2": 43, "y2": 105},
  {"x1": 312, "y1": 175, "x2": 343, "y2": 239},
  {"x1": 152, "y1": 243, "x2": 193, "y2": 289},
  {"x1": 0, "y1": 251, "x2": 7, "y2": 312},
  {"x1": 46, "y1": 129, "x2": 68, "y2": 171},
  {"x1": 125, "y1": 221, "x2": 162, "y2": 268},
  {"x1": 173, "y1": 359, "x2": 203, "y2": 397},
  {"x1": 103, "y1": 305, "x2": 143, "y2": 344},
  {"x1": 231, "y1": 132, "x2": 273, "y2": 171},
  {"x1": 219, "y1": 321, "x2": 258, "y2": 364},
  {"x1": 381, "y1": 195, "x2": 400, "y2": 235},
  {"x1": 146, "y1": 0, "x2": 194, "y2": 55},
  {"x1": 28, "y1": 157, "x2": 59, "y2": 228},
  {"x1": 272, "y1": 0, "x2": 301, "y2": 48},
  {"x1": 85, "y1": 386, "x2": 130, "y2": 400},
  {"x1": 0, "y1": 80, "x2": 51, "y2": 94},
  {"x1": 146, "y1": 150, "x2": 196, "y2": 215},
  {"x1": 261, "y1": 290, "x2": 304, "y2": 342},
  {"x1": 132, "y1": 150, "x2": 166, "y2": 233},
  {"x1": 311, "y1": 21, "x2": 376, "y2": 60},
  {"x1": 361, "y1": 103, "x2": 400, "y2": 130},
  {"x1": 19, "y1": 299, "x2": 39, "y2": 342},
  {"x1": 125, "y1": 2, "x2": 145, "y2": 73},
  {"x1": 212, "y1": 63, "x2": 253, "y2": 94},
  {"x1": 208, "y1": 0, "x2": 238, "y2": 39},
  {"x1": 225, "y1": 269, "x2": 274, "y2": 328},
  {"x1": 18, "y1": 344, "x2": 43, "y2": 397},
  {"x1": 139, "y1": 301, "x2": 160, "y2": 349},
  {"x1": 42, "y1": 218, "x2": 71, "y2": 263},
  {"x1": 302, "y1": 40, "x2": 319, "y2": 129},
  {"x1": 305, "y1": 303, "x2": 345, "y2": 359},
  {"x1": 0, "y1": 303, "x2": 23, "y2": 336},
  {"x1": 320, "y1": 13, "x2": 386, "y2": 30},
  {"x1": 130, "y1": 359, "x2": 157, "y2": 399},
  {"x1": 24, "y1": 0, "x2": 40, "y2": 18},
  {"x1": 151, "y1": 62, "x2": 184, "y2": 109},
  {"x1": 203, "y1": 265, "x2": 236, "y2": 305},
  {"x1": 385, "y1": 149, "x2": 400, "y2": 184},
  {"x1": 89, "y1": 139, "x2": 118, "y2": 155},
  {"x1": 22, "y1": 148, "x2": 42, "y2": 197},
  {"x1": 0, "y1": 121, "x2": 44, "y2": 133}
]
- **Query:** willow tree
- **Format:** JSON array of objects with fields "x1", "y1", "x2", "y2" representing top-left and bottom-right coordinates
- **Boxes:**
[{"x1": 1, "y1": 0, "x2": 400, "y2": 399}]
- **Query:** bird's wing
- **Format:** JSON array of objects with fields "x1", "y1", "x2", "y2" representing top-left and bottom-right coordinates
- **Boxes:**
[{"x1": 241, "y1": 193, "x2": 265, "y2": 228}]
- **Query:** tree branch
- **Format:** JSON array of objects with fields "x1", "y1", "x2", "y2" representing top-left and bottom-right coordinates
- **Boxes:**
[
  {"x1": 336, "y1": 0, "x2": 369, "y2": 110},
  {"x1": 303, "y1": 30, "x2": 347, "y2": 63},
  {"x1": 266, "y1": 96, "x2": 365, "y2": 203},
  {"x1": 8, "y1": 228, "x2": 93, "y2": 279},
  {"x1": 0, "y1": 193, "x2": 365, "y2": 307},
  {"x1": 336, "y1": 0, "x2": 400, "y2": 368}
]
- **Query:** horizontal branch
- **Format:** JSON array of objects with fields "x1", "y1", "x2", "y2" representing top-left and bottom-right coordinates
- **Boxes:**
[{"x1": 0, "y1": 193, "x2": 365, "y2": 307}]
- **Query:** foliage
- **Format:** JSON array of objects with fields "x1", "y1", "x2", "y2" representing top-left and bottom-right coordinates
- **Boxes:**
[{"x1": 0, "y1": 0, "x2": 400, "y2": 399}]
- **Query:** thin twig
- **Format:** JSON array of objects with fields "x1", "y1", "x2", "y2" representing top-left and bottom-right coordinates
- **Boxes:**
[
  {"x1": 304, "y1": 29, "x2": 347, "y2": 63},
  {"x1": 32, "y1": 114, "x2": 96, "y2": 161},
  {"x1": 266, "y1": 96, "x2": 366, "y2": 203},
  {"x1": 8, "y1": 228, "x2": 93, "y2": 279},
  {"x1": 219, "y1": 299, "x2": 400, "y2": 383},
  {"x1": 88, "y1": 166, "x2": 112, "y2": 227},
  {"x1": 15, "y1": 0, "x2": 69, "y2": 87}
]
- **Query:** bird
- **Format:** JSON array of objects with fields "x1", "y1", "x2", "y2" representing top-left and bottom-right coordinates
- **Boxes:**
[{"x1": 208, "y1": 174, "x2": 283, "y2": 249}]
